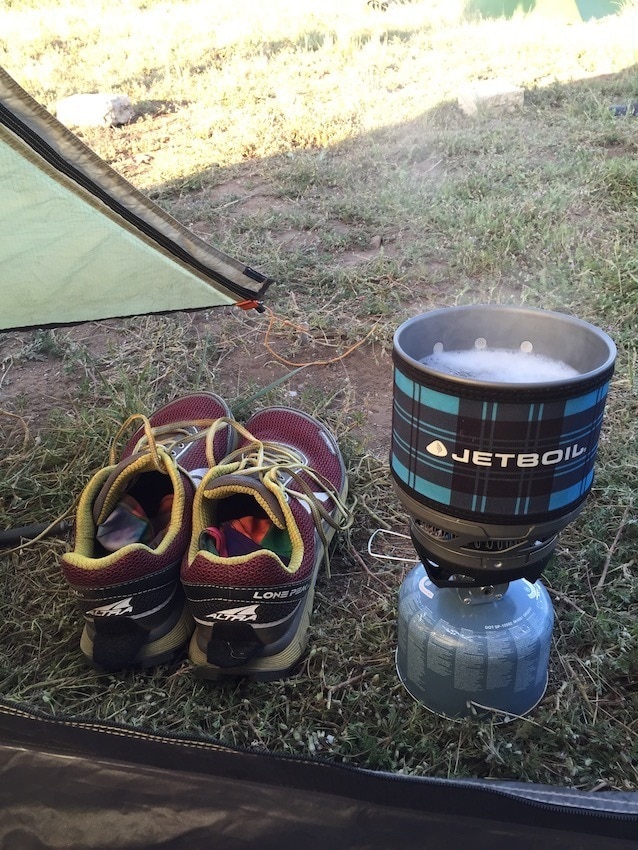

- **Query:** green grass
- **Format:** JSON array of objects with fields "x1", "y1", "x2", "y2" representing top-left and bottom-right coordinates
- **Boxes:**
[{"x1": 1, "y1": 0, "x2": 638, "y2": 791}]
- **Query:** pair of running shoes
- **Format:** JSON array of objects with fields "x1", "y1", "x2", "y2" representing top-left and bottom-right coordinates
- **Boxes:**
[{"x1": 60, "y1": 392, "x2": 352, "y2": 680}]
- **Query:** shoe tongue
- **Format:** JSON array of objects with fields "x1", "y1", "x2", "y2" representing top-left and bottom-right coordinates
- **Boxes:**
[
  {"x1": 203, "y1": 473, "x2": 287, "y2": 529},
  {"x1": 92, "y1": 454, "x2": 155, "y2": 526}
]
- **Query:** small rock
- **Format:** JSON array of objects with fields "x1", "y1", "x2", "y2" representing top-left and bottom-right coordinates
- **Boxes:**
[
  {"x1": 56, "y1": 93, "x2": 136, "y2": 127},
  {"x1": 457, "y1": 80, "x2": 524, "y2": 117}
]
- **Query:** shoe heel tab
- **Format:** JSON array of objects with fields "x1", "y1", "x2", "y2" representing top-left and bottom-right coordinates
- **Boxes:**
[{"x1": 92, "y1": 453, "x2": 176, "y2": 526}]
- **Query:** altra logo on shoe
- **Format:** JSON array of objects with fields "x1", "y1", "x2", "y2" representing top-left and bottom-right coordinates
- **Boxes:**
[
  {"x1": 207, "y1": 604, "x2": 259, "y2": 622},
  {"x1": 426, "y1": 440, "x2": 586, "y2": 468},
  {"x1": 87, "y1": 597, "x2": 133, "y2": 617}
]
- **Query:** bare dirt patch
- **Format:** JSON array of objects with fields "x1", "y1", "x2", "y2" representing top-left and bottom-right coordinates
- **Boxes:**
[
  {"x1": 1, "y1": 325, "x2": 115, "y2": 428},
  {"x1": 237, "y1": 342, "x2": 393, "y2": 456},
  {"x1": 1, "y1": 307, "x2": 395, "y2": 459}
]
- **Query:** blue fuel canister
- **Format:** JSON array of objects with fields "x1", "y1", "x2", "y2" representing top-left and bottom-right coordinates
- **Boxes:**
[{"x1": 396, "y1": 563, "x2": 554, "y2": 721}]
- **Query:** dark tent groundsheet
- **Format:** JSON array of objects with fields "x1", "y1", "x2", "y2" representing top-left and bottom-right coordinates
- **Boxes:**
[{"x1": 1, "y1": 699, "x2": 637, "y2": 849}]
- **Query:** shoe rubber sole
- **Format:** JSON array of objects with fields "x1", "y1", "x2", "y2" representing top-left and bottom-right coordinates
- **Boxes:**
[{"x1": 80, "y1": 602, "x2": 194, "y2": 671}]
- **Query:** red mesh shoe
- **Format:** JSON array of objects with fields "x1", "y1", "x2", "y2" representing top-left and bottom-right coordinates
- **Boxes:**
[
  {"x1": 61, "y1": 393, "x2": 235, "y2": 671},
  {"x1": 182, "y1": 407, "x2": 352, "y2": 681}
]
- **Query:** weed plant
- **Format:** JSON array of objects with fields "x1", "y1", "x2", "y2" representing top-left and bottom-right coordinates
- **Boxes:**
[{"x1": 1, "y1": 0, "x2": 637, "y2": 791}]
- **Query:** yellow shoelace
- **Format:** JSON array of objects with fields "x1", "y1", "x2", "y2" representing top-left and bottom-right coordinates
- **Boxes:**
[{"x1": 110, "y1": 414, "x2": 222, "y2": 473}]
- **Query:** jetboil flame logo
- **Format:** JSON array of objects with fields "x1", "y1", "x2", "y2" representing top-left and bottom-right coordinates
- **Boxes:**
[{"x1": 426, "y1": 440, "x2": 586, "y2": 468}]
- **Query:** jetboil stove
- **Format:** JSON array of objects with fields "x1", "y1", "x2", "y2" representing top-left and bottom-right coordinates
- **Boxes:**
[{"x1": 391, "y1": 305, "x2": 616, "y2": 719}]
